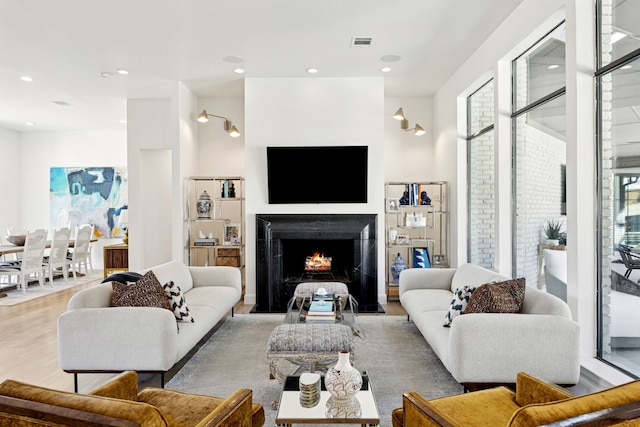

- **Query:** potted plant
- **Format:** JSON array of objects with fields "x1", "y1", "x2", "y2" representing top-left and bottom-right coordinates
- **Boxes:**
[{"x1": 543, "y1": 219, "x2": 563, "y2": 245}]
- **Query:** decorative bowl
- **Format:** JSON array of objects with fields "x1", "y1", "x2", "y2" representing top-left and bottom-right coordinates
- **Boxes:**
[{"x1": 6, "y1": 235, "x2": 26, "y2": 246}]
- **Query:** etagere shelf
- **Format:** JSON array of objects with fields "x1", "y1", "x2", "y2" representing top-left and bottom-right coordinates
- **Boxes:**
[
  {"x1": 385, "y1": 181, "x2": 448, "y2": 301},
  {"x1": 186, "y1": 177, "x2": 245, "y2": 294}
]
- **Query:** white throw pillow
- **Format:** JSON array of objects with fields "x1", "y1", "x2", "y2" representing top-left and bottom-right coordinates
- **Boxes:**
[
  {"x1": 443, "y1": 285, "x2": 476, "y2": 327},
  {"x1": 163, "y1": 281, "x2": 194, "y2": 323}
]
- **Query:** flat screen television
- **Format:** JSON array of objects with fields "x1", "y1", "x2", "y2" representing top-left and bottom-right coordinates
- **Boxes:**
[{"x1": 267, "y1": 146, "x2": 368, "y2": 204}]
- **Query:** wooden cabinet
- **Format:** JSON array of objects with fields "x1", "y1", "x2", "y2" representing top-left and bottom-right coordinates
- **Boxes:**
[
  {"x1": 385, "y1": 182, "x2": 448, "y2": 300},
  {"x1": 186, "y1": 177, "x2": 245, "y2": 294},
  {"x1": 103, "y1": 244, "x2": 128, "y2": 278}
]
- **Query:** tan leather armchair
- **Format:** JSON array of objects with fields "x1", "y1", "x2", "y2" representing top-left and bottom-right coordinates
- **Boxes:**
[{"x1": 392, "y1": 372, "x2": 640, "y2": 427}]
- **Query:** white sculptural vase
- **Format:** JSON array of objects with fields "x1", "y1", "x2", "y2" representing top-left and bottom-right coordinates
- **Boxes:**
[{"x1": 324, "y1": 349, "x2": 362, "y2": 401}]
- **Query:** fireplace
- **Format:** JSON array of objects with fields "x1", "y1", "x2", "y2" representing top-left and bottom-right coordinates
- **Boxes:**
[{"x1": 254, "y1": 214, "x2": 380, "y2": 313}]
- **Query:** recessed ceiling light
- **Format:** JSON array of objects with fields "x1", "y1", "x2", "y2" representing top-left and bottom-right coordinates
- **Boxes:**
[
  {"x1": 53, "y1": 101, "x2": 71, "y2": 107},
  {"x1": 223, "y1": 56, "x2": 245, "y2": 64},
  {"x1": 120, "y1": 120, "x2": 127, "y2": 124},
  {"x1": 234, "y1": 68, "x2": 245, "y2": 74},
  {"x1": 380, "y1": 67, "x2": 391, "y2": 73},
  {"x1": 547, "y1": 64, "x2": 560, "y2": 70},
  {"x1": 380, "y1": 55, "x2": 401, "y2": 62},
  {"x1": 117, "y1": 69, "x2": 129, "y2": 75},
  {"x1": 20, "y1": 75, "x2": 33, "y2": 82},
  {"x1": 99, "y1": 71, "x2": 113, "y2": 78},
  {"x1": 25, "y1": 122, "x2": 35, "y2": 126},
  {"x1": 621, "y1": 64, "x2": 633, "y2": 70},
  {"x1": 306, "y1": 68, "x2": 319, "y2": 74}
]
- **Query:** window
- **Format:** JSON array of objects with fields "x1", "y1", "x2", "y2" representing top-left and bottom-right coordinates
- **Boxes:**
[
  {"x1": 512, "y1": 23, "x2": 566, "y2": 287},
  {"x1": 467, "y1": 80, "x2": 496, "y2": 268},
  {"x1": 597, "y1": 0, "x2": 640, "y2": 378}
]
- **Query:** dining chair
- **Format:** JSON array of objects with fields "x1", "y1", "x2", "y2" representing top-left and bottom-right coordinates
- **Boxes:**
[
  {"x1": 0, "y1": 229, "x2": 48, "y2": 295},
  {"x1": 67, "y1": 225, "x2": 93, "y2": 279},
  {"x1": 44, "y1": 227, "x2": 71, "y2": 284}
]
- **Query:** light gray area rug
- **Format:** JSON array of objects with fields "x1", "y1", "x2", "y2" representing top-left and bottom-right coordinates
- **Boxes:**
[
  {"x1": 0, "y1": 271, "x2": 102, "y2": 306},
  {"x1": 166, "y1": 314, "x2": 463, "y2": 427}
]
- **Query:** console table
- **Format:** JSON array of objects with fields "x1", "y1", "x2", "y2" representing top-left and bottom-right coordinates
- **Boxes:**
[{"x1": 103, "y1": 244, "x2": 128, "y2": 278}]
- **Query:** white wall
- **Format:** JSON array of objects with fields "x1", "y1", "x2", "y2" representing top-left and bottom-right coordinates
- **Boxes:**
[
  {"x1": 127, "y1": 98, "x2": 172, "y2": 271},
  {"x1": 434, "y1": 0, "x2": 632, "y2": 385},
  {"x1": 15, "y1": 130, "x2": 127, "y2": 268},
  {"x1": 0, "y1": 127, "x2": 21, "y2": 239},
  {"x1": 384, "y1": 97, "x2": 434, "y2": 182},
  {"x1": 243, "y1": 77, "x2": 386, "y2": 305},
  {"x1": 196, "y1": 97, "x2": 245, "y2": 176}
]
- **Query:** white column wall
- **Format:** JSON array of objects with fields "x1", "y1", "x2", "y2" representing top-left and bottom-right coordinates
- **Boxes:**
[
  {"x1": 243, "y1": 77, "x2": 386, "y2": 305},
  {"x1": 14, "y1": 130, "x2": 127, "y2": 268}
]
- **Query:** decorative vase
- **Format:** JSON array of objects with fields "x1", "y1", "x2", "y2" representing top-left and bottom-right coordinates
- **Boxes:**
[
  {"x1": 196, "y1": 191, "x2": 213, "y2": 219},
  {"x1": 390, "y1": 252, "x2": 407, "y2": 284},
  {"x1": 324, "y1": 350, "x2": 362, "y2": 401},
  {"x1": 389, "y1": 228, "x2": 398, "y2": 243}
]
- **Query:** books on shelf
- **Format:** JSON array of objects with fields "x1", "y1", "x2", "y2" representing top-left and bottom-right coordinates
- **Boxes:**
[{"x1": 401, "y1": 183, "x2": 432, "y2": 206}]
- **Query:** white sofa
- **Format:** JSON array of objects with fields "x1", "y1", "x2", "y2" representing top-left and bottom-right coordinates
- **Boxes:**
[
  {"x1": 399, "y1": 263, "x2": 580, "y2": 388},
  {"x1": 57, "y1": 260, "x2": 242, "y2": 389}
]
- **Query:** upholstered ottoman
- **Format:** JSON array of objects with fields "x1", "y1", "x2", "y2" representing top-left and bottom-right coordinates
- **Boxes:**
[
  {"x1": 293, "y1": 282, "x2": 353, "y2": 310},
  {"x1": 266, "y1": 323, "x2": 355, "y2": 383}
]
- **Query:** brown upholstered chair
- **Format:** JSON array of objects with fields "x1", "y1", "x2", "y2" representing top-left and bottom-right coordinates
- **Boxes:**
[
  {"x1": 0, "y1": 371, "x2": 265, "y2": 427},
  {"x1": 392, "y1": 372, "x2": 640, "y2": 427}
]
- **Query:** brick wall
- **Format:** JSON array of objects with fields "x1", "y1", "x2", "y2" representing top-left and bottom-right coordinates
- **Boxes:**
[
  {"x1": 468, "y1": 81, "x2": 496, "y2": 269},
  {"x1": 600, "y1": 0, "x2": 614, "y2": 357}
]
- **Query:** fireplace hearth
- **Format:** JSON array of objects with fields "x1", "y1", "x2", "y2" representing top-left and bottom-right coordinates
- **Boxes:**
[{"x1": 254, "y1": 214, "x2": 380, "y2": 313}]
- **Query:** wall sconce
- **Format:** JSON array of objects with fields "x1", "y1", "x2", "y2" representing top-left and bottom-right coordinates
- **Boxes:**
[
  {"x1": 197, "y1": 110, "x2": 241, "y2": 138},
  {"x1": 393, "y1": 108, "x2": 426, "y2": 136}
]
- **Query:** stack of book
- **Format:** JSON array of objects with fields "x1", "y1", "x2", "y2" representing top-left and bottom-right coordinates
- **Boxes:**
[{"x1": 306, "y1": 299, "x2": 336, "y2": 322}]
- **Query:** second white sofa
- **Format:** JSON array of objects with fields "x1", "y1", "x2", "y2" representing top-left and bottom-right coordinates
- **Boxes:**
[
  {"x1": 399, "y1": 263, "x2": 580, "y2": 388},
  {"x1": 57, "y1": 260, "x2": 242, "y2": 390}
]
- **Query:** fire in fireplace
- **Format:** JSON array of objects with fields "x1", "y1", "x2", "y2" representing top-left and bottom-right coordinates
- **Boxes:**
[{"x1": 304, "y1": 252, "x2": 332, "y2": 272}]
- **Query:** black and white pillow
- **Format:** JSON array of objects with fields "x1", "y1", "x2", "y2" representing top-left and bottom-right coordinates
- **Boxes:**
[
  {"x1": 163, "y1": 281, "x2": 194, "y2": 323},
  {"x1": 443, "y1": 285, "x2": 476, "y2": 327}
]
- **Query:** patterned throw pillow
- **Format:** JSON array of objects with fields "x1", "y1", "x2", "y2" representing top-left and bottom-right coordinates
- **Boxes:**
[
  {"x1": 443, "y1": 285, "x2": 476, "y2": 327},
  {"x1": 163, "y1": 281, "x2": 194, "y2": 323},
  {"x1": 111, "y1": 270, "x2": 172, "y2": 311},
  {"x1": 463, "y1": 278, "x2": 526, "y2": 314}
]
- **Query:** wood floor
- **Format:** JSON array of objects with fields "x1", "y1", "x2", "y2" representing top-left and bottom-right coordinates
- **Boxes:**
[{"x1": 0, "y1": 275, "x2": 406, "y2": 393}]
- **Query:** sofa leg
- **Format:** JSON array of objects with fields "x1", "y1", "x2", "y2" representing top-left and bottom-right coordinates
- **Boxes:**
[
  {"x1": 232, "y1": 307, "x2": 235, "y2": 317},
  {"x1": 73, "y1": 373, "x2": 79, "y2": 393},
  {"x1": 160, "y1": 372, "x2": 165, "y2": 388}
]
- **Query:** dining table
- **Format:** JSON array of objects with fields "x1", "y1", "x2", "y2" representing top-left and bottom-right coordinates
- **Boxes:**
[{"x1": 0, "y1": 238, "x2": 97, "y2": 297}]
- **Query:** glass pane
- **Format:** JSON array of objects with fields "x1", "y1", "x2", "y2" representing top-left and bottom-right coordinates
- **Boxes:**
[
  {"x1": 599, "y1": 55, "x2": 640, "y2": 376},
  {"x1": 514, "y1": 95, "x2": 566, "y2": 286},
  {"x1": 468, "y1": 80, "x2": 494, "y2": 136},
  {"x1": 514, "y1": 24, "x2": 566, "y2": 111},
  {"x1": 468, "y1": 129, "x2": 496, "y2": 269},
  {"x1": 600, "y1": 0, "x2": 640, "y2": 67}
]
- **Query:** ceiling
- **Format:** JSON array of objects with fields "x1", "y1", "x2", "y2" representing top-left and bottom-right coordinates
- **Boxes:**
[{"x1": 0, "y1": 0, "x2": 527, "y2": 133}]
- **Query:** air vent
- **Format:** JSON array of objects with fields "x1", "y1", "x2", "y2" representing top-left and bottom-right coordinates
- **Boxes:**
[{"x1": 351, "y1": 37, "x2": 373, "y2": 47}]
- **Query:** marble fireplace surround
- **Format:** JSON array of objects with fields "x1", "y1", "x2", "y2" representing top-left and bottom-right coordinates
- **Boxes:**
[{"x1": 254, "y1": 214, "x2": 380, "y2": 313}]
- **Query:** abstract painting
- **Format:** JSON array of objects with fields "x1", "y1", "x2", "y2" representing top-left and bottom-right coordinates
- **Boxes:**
[{"x1": 50, "y1": 167, "x2": 128, "y2": 239}]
